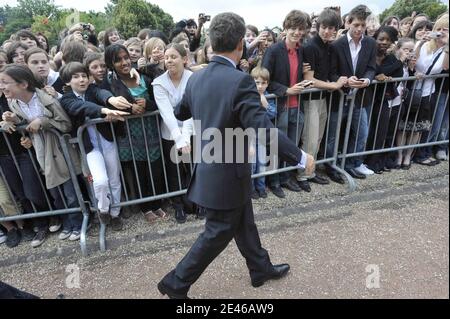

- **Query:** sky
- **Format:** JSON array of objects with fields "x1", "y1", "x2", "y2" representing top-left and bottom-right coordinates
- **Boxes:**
[{"x1": 2, "y1": 0, "x2": 398, "y2": 29}]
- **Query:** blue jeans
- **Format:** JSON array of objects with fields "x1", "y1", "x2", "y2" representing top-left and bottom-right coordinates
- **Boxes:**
[
  {"x1": 251, "y1": 139, "x2": 266, "y2": 192},
  {"x1": 268, "y1": 107, "x2": 304, "y2": 187},
  {"x1": 49, "y1": 179, "x2": 82, "y2": 232},
  {"x1": 433, "y1": 93, "x2": 449, "y2": 153},
  {"x1": 326, "y1": 102, "x2": 369, "y2": 170}
]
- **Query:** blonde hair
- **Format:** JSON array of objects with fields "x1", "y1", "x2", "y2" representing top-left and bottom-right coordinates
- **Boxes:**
[
  {"x1": 428, "y1": 14, "x2": 449, "y2": 54},
  {"x1": 144, "y1": 37, "x2": 166, "y2": 60},
  {"x1": 124, "y1": 37, "x2": 142, "y2": 49},
  {"x1": 251, "y1": 66, "x2": 270, "y2": 82}
]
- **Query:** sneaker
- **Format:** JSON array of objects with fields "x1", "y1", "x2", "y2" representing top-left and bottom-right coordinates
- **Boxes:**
[
  {"x1": 31, "y1": 230, "x2": 47, "y2": 248},
  {"x1": 49, "y1": 217, "x2": 62, "y2": 233},
  {"x1": 251, "y1": 190, "x2": 260, "y2": 200},
  {"x1": 0, "y1": 230, "x2": 6, "y2": 244},
  {"x1": 58, "y1": 229, "x2": 72, "y2": 240},
  {"x1": 6, "y1": 228, "x2": 21, "y2": 248},
  {"x1": 436, "y1": 150, "x2": 448, "y2": 161},
  {"x1": 69, "y1": 231, "x2": 81, "y2": 241},
  {"x1": 21, "y1": 228, "x2": 36, "y2": 242},
  {"x1": 110, "y1": 217, "x2": 123, "y2": 231},
  {"x1": 354, "y1": 164, "x2": 375, "y2": 176}
]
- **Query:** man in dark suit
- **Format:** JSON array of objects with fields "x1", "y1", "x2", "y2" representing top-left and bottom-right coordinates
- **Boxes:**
[
  {"x1": 261, "y1": 10, "x2": 313, "y2": 197},
  {"x1": 157, "y1": 12, "x2": 315, "y2": 299},
  {"x1": 325, "y1": 5, "x2": 377, "y2": 183}
]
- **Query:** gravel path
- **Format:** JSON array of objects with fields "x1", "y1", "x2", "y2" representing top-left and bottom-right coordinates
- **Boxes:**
[{"x1": 0, "y1": 162, "x2": 448, "y2": 299}]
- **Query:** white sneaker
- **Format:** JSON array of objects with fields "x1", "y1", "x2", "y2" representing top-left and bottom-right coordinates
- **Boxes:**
[
  {"x1": 0, "y1": 230, "x2": 6, "y2": 244},
  {"x1": 58, "y1": 230, "x2": 71, "y2": 240},
  {"x1": 355, "y1": 164, "x2": 375, "y2": 176},
  {"x1": 69, "y1": 231, "x2": 80, "y2": 241},
  {"x1": 436, "y1": 150, "x2": 448, "y2": 161},
  {"x1": 49, "y1": 217, "x2": 62, "y2": 233}
]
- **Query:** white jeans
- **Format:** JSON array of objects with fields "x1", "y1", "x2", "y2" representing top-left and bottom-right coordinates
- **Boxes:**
[{"x1": 86, "y1": 145, "x2": 121, "y2": 217}]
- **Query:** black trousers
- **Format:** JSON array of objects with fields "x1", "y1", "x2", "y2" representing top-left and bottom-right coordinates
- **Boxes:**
[
  {"x1": 161, "y1": 199, "x2": 273, "y2": 294},
  {"x1": 366, "y1": 101, "x2": 396, "y2": 171},
  {"x1": 161, "y1": 139, "x2": 193, "y2": 211}
]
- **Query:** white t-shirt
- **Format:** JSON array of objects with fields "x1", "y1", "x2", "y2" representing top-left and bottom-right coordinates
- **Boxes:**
[{"x1": 415, "y1": 43, "x2": 445, "y2": 96}]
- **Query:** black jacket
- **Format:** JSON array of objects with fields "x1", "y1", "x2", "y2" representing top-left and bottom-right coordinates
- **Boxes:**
[
  {"x1": 330, "y1": 35, "x2": 377, "y2": 109},
  {"x1": 375, "y1": 54, "x2": 404, "y2": 101},
  {"x1": 60, "y1": 84, "x2": 123, "y2": 154},
  {"x1": 175, "y1": 56, "x2": 304, "y2": 210},
  {"x1": 261, "y1": 41, "x2": 304, "y2": 109},
  {"x1": 0, "y1": 95, "x2": 26, "y2": 156}
]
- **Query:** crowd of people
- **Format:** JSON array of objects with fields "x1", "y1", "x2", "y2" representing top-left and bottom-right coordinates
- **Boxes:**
[{"x1": 0, "y1": 5, "x2": 448, "y2": 250}]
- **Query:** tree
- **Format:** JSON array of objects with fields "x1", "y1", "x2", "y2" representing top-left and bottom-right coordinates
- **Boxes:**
[
  {"x1": 17, "y1": 0, "x2": 59, "y2": 18},
  {"x1": 380, "y1": 0, "x2": 448, "y2": 21},
  {"x1": 110, "y1": 0, "x2": 174, "y2": 38},
  {"x1": 0, "y1": 5, "x2": 33, "y2": 44}
]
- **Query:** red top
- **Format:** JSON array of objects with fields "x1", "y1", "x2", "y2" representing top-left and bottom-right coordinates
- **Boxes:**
[{"x1": 286, "y1": 41, "x2": 299, "y2": 108}]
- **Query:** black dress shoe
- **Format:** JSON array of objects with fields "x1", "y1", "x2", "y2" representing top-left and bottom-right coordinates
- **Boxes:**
[
  {"x1": 297, "y1": 180, "x2": 311, "y2": 192},
  {"x1": 270, "y1": 187, "x2": 286, "y2": 198},
  {"x1": 281, "y1": 180, "x2": 301, "y2": 192},
  {"x1": 308, "y1": 175, "x2": 330, "y2": 185},
  {"x1": 157, "y1": 281, "x2": 190, "y2": 299},
  {"x1": 251, "y1": 264, "x2": 290, "y2": 288},
  {"x1": 327, "y1": 171, "x2": 345, "y2": 184},
  {"x1": 346, "y1": 168, "x2": 366, "y2": 179},
  {"x1": 196, "y1": 207, "x2": 206, "y2": 220},
  {"x1": 258, "y1": 189, "x2": 268, "y2": 198}
]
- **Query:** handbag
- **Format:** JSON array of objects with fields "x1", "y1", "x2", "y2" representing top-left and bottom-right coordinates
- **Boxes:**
[{"x1": 403, "y1": 50, "x2": 443, "y2": 112}]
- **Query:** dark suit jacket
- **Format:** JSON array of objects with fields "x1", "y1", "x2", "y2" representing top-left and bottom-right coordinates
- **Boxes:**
[
  {"x1": 175, "y1": 56, "x2": 304, "y2": 210},
  {"x1": 330, "y1": 35, "x2": 377, "y2": 109},
  {"x1": 261, "y1": 41, "x2": 304, "y2": 109},
  {"x1": 60, "y1": 84, "x2": 122, "y2": 154}
]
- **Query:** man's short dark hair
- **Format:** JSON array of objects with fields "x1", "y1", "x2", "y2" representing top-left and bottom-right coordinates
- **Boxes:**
[
  {"x1": 347, "y1": 5, "x2": 372, "y2": 24},
  {"x1": 186, "y1": 19, "x2": 197, "y2": 28},
  {"x1": 283, "y1": 10, "x2": 309, "y2": 30},
  {"x1": 316, "y1": 8, "x2": 341, "y2": 31},
  {"x1": 209, "y1": 12, "x2": 246, "y2": 53},
  {"x1": 60, "y1": 61, "x2": 89, "y2": 84}
]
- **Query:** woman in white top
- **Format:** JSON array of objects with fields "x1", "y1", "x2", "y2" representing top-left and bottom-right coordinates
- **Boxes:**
[
  {"x1": 412, "y1": 15, "x2": 449, "y2": 166},
  {"x1": 152, "y1": 43, "x2": 194, "y2": 223}
]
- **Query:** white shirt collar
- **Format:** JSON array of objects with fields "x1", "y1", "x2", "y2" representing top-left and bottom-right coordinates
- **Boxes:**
[
  {"x1": 17, "y1": 92, "x2": 38, "y2": 107},
  {"x1": 347, "y1": 32, "x2": 364, "y2": 45},
  {"x1": 73, "y1": 90, "x2": 85, "y2": 100},
  {"x1": 216, "y1": 55, "x2": 237, "y2": 68}
]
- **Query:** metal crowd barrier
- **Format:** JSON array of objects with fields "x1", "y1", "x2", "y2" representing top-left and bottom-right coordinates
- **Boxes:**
[
  {"x1": 1, "y1": 73, "x2": 448, "y2": 254},
  {"x1": 339, "y1": 73, "x2": 448, "y2": 189},
  {"x1": 0, "y1": 126, "x2": 90, "y2": 256}
]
